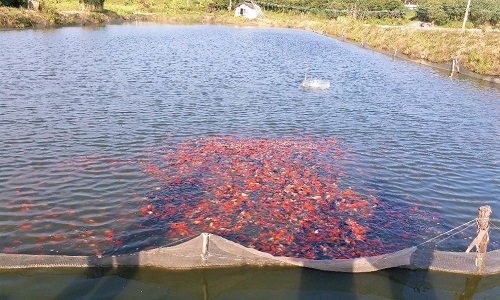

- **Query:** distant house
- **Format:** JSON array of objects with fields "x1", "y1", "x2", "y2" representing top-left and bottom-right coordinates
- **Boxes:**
[
  {"x1": 234, "y1": 2, "x2": 263, "y2": 19},
  {"x1": 403, "y1": 1, "x2": 418, "y2": 10},
  {"x1": 404, "y1": 3, "x2": 418, "y2": 10}
]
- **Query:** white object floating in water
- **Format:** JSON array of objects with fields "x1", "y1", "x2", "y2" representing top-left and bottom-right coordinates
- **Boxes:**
[
  {"x1": 302, "y1": 78, "x2": 331, "y2": 90},
  {"x1": 301, "y1": 66, "x2": 330, "y2": 90}
]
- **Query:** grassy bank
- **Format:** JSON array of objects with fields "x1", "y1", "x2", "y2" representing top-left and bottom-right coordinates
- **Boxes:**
[
  {"x1": 314, "y1": 17, "x2": 500, "y2": 76},
  {"x1": 0, "y1": 6, "x2": 126, "y2": 27},
  {"x1": 0, "y1": 4, "x2": 499, "y2": 77}
]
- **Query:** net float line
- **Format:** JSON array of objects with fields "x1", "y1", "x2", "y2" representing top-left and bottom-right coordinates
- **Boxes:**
[{"x1": 0, "y1": 206, "x2": 498, "y2": 275}]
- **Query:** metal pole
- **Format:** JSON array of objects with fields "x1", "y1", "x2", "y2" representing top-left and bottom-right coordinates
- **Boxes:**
[{"x1": 462, "y1": 0, "x2": 472, "y2": 31}]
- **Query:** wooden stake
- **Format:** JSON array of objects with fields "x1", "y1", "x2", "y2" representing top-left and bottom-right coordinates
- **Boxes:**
[
  {"x1": 450, "y1": 58, "x2": 456, "y2": 77},
  {"x1": 201, "y1": 233, "x2": 210, "y2": 260},
  {"x1": 466, "y1": 205, "x2": 491, "y2": 271}
]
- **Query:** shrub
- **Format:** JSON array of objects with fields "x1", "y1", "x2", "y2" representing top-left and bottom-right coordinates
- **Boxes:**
[
  {"x1": 416, "y1": 0, "x2": 500, "y2": 26},
  {"x1": 0, "y1": 0, "x2": 25, "y2": 8}
]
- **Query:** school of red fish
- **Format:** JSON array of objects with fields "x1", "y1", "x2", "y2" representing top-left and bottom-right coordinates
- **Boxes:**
[
  {"x1": 4, "y1": 136, "x2": 439, "y2": 259},
  {"x1": 139, "y1": 136, "x2": 434, "y2": 259}
]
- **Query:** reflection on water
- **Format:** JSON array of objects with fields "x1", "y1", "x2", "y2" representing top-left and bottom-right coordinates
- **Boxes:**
[
  {"x1": 453, "y1": 276, "x2": 482, "y2": 300},
  {"x1": 0, "y1": 266, "x2": 499, "y2": 299}
]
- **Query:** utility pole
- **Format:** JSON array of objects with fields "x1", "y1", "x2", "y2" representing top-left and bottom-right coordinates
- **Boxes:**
[{"x1": 462, "y1": 0, "x2": 472, "y2": 31}]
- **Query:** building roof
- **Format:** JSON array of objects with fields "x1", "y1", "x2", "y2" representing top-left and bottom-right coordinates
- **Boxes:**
[{"x1": 237, "y1": 2, "x2": 259, "y2": 10}]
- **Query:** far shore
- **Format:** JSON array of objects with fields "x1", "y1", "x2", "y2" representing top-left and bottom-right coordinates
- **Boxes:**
[{"x1": 1, "y1": 7, "x2": 499, "y2": 81}]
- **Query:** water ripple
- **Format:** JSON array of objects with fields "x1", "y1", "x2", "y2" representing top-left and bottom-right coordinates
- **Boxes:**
[{"x1": 0, "y1": 25, "x2": 498, "y2": 255}]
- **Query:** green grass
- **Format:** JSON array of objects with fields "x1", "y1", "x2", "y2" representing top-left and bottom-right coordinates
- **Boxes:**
[
  {"x1": 104, "y1": 0, "x2": 141, "y2": 14},
  {"x1": 44, "y1": 0, "x2": 80, "y2": 11},
  {"x1": 442, "y1": 20, "x2": 473, "y2": 29}
]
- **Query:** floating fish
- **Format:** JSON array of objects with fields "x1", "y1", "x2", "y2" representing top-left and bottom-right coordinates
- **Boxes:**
[
  {"x1": 2, "y1": 136, "x2": 441, "y2": 258},
  {"x1": 139, "y1": 136, "x2": 430, "y2": 259}
]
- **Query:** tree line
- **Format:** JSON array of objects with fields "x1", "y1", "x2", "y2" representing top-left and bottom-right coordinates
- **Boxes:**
[
  {"x1": 416, "y1": 0, "x2": 499, "y2": 26},
  {"x1": 213, "y1": 0, "x2": 499, "y2": 26},
  {"x1": 1, "y1": 0, "x2": 499, "y2": 27}
]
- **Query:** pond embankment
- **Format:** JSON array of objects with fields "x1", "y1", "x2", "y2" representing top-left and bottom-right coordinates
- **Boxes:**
[
  {"x1": 0, "y1": 7, "x2": 130, "y2": 27},
  {"x1": 1, "y1": 7, "x2": 499, "y2": 82}
]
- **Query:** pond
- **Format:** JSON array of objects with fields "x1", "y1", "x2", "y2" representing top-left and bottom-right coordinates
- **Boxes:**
[{"x1": 0, "y1": 24, "x2": 499, "y2": 298}]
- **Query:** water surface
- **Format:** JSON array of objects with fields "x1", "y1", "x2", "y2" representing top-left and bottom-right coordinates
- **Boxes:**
[{"x1": 0, "y1": 24, "x2": 499, "y2": 257}]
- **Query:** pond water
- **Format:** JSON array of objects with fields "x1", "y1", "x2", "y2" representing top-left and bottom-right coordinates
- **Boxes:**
[
  {"x1": 0, "y1": 266, "x2": 499, "y2": 300},
  {"x1": 0, "y1": 24, "x2": 499, "y2": 298}
]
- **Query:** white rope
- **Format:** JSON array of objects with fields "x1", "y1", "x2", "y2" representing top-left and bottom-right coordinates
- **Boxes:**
[
  {"x1": 158, "y1": 217, "x2": 492, "y2": 261},
  {"x1": 416, "y1": 219, "x2": 476, "y2": 247},
  {"x1": 434, "y1": 222, "x2": 476, "y2": 245},
  {"x1": 490, "y1": 221, "x2": 500, "y2": 231}
]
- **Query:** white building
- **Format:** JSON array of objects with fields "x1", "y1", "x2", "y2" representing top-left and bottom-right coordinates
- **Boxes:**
[{"x1": 234, "y1": 2, "x2": 263, "y2": 20}]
